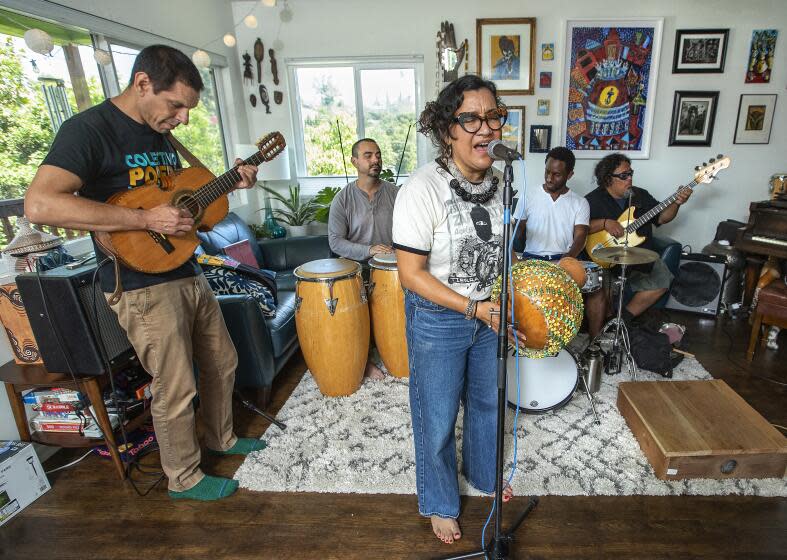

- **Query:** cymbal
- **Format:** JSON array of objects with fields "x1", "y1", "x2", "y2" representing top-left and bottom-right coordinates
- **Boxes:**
[{"x1": 592, "y1": 246, "x2": 659, "y2": 265}]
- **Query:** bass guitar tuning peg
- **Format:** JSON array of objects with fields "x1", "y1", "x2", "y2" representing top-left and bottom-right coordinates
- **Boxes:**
[
  {"x1": 717, "y1": 153, "x2": 723, "y2": 159},
  {"x1": 695, "y1": 165, "x2": 700, "y2": 171},
  {"x1": 709, "y1": 158, "x2": 716, "y2": 163},
  {"x1": 702, "y1": 162, "x2": 707, "y2": 167}
]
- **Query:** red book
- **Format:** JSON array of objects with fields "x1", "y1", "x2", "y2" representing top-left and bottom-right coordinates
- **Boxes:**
[
  {"x1": 223, "y1": 239, "x2": 260, "y2": 268},
  {"x1": 34, "y1": 422, "x2": 83, "y2": 433},
  {"x1": 40, "y1": 402, "x2": 77, "y2": 413}
]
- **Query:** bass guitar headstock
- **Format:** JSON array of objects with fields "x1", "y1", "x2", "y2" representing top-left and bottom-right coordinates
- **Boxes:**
[
  {"x1": 694, "y1": 154, "x2": 731, "y2": 184},
  {"x1": 256, "y1": 131, "x2": 287, "y2": 162}
]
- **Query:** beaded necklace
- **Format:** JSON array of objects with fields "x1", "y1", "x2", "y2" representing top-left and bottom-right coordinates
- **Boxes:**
[{"x1": 439, "y1": 157, "x2": 499, "y2": 204}]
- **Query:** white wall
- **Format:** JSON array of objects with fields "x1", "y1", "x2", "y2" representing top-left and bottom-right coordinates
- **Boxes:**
[{"x1": 232, "y1": 0, "x2": 786, "y2": 250}]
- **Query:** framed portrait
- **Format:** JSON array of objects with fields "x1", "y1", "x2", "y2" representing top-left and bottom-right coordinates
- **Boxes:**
[
  {"x1": 529, "y1": 125, "x2": 552, "y2": 153},
  {"x1": 560, "y1": 18, "x2": 663, "y2": 159},
  {"x1": 477, "y1": 18, "x2": 536, "y2": 95},
  {"x1": 537, "y1": 99, "x2": 550, "y2": 116},
  {"x1": 539, "y1": 71, "x2": 552, "y2": 88},
  {"x1": 734, "y1": 94, "x2": 777, "y2": 144},
  {"x1": 672, "y1": 29, "x2": 729, "y2": 73},
  {"x1": 501, "y1": 105, "x2": 525, "y2": 155},
  {"x1": 668, "y1": 91, "x2": 719, "y2": 147},
  {"x1": 745, "y1": 29, "x2": 778, "y2": 84},
  {"x1": 541, "y1": 43, "x2": 554, "y2": 61}
]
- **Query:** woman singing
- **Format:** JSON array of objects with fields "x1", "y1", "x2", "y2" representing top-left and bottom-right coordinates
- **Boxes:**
[{"x1": 393, "y1": 75, "x2": 518, "y2": 544}]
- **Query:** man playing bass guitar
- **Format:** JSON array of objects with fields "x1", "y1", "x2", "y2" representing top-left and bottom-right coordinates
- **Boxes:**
[
  {"x1": 25, "y1": 45, "x2": 263, "y2": 501},
  {"x1": 585, "y1": 153, "x2": 692, "y2": 322}
]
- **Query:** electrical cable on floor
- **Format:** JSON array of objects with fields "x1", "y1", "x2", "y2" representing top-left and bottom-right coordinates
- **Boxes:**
[
  {"x1": 45, "y1": 449, "x2": 93, "y2": 474},
  {"x1": 772, "y1": 424, "x2": 787, "y2": 433}
]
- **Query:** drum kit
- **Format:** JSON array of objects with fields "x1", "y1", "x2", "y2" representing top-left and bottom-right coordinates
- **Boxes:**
[{"x1": 293, "y1": 253, "x2": 408, "y2": 397}]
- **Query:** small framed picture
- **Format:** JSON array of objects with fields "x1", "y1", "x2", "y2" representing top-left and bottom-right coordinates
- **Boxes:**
[
  {"x1": 537, "y1": 99, "x2": 550, "y2": 116},
  {"x1": 668, "y1": 90, "x2": 719, "y2": 147},
  {"x1": 541, "y1": 43, "x2": 554, "y2": 61},
  {"x1": 672, "y1": 29, "x2": 729, "y2": 73},
  {"x1": 501, "y1": 105, "x2": 526, "y2": 155},
  {"x1": 734, "y1": 94, "x2": 777, "y2": 144},
  {"x1": 477, "y1": 18, "x2": 536, "y2": 95},
  {"x1": 539, "y1": 71, "x2": 552, "y2": 88},
  {"x1": 529, "y1": 125, "x2": 552, "y2": 153}
]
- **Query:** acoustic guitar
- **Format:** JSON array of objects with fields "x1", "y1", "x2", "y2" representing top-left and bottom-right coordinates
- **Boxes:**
[
  {"x1": 96, "y1": 132, "x2": 285, "y2": 274},
  {"x1": 585, "y1": 155, "x2": 731, "y2": 268}
]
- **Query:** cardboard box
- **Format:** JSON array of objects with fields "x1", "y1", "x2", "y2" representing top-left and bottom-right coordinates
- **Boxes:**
[{"x1": 0, "y1": 441, "x2": 51, "y2": 527}]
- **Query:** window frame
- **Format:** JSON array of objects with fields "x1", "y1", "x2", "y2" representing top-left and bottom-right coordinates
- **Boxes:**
[{"x1": 287, "y1": 56, "x2": 425, "y2": 190}]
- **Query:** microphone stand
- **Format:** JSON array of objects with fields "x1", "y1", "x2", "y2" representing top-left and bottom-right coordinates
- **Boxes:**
[{"x1": 441, "y1": 157, "x2": 538, "y2": 560}]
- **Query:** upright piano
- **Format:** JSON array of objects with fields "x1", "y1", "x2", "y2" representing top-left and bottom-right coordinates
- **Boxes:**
[{"x1": 735, "y1": 198, "x2": 787, "y2": 304}]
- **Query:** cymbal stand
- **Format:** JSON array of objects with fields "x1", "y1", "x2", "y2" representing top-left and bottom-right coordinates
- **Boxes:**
[{"x1": 598, "y1": 263, "x2": 638, "y2": 379}]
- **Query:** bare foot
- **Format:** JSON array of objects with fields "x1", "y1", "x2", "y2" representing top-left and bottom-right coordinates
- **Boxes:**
[
  {"x1": 364, "y1": 361, "x2": 385, "y2": 380},
  {"x1": 431, "y1": 516, "x2": 461, "y2": 544}
]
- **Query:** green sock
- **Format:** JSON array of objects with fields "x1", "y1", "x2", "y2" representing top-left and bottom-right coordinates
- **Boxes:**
[
  {"x1": 209, "y1": 438, "x2": 267, "y2": 456},
  {"x1": 168, "y1": 475, "x2": 238, "y2": 501}
]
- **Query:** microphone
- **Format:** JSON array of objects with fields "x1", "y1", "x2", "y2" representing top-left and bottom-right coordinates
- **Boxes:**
[{"x1": 486, "y1": 139, "x2": 523, "y2": 162}]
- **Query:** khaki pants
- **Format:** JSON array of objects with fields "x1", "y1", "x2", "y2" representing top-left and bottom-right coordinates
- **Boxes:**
[{"x1": 108, "y1": 275, "x2": 238, "y2": 491}]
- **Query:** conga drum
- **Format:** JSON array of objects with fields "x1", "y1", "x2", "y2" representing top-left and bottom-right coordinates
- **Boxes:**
[
  {"x1": 294, "y1": 258, "x2": 370, "y2": 396},
  {"x1": 368, "y1": 252, "x2": 409, "y2": 378}
]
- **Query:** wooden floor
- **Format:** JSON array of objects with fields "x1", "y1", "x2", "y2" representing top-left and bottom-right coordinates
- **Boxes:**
[{"x1": 2, "y1": 310, "x2": 786, "y2": 559}]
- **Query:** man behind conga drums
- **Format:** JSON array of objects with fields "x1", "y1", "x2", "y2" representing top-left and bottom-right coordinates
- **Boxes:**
[
  {"x1": 328, "y1": 138, "x2": 398, "y2": 379},
  {"x1": 511, "y1": 147, "x2": 606, "y2": 338}
]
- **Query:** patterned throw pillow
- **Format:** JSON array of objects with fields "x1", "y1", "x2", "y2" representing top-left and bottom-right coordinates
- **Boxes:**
[{"x1": 202, "y1": 266, "x2": 276, "y2": 318}]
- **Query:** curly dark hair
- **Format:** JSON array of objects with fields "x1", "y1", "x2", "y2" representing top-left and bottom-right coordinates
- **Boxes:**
[
  {"x1": 594, "y1": 152, "x2": 631, "y2": 189},
  {"x1": 545, "y1": 146, "x2": 576, "y2": 173},
  {"x1": 417, "y1": 75, "x2": 501, "y2": 159}
]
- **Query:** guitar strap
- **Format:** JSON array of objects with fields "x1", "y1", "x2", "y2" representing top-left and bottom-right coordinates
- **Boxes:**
[{"x1": 102, "y1": 135, "x2": 208, "y2": 305}]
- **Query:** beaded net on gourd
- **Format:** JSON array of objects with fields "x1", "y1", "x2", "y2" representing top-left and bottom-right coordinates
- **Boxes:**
[{"x1": 491, "y1": 259, "x2": 584, "y2": 358}]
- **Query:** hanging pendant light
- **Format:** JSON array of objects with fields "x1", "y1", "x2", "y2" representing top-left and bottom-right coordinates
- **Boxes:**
[{"x1": 23, "y1": 29, "x2": 54, "y2": 55}]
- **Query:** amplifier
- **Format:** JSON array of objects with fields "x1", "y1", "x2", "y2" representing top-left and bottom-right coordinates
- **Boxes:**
[
  {"x1": 666, "y1": 253, "x2": 728, "y2": 316},
  {"x1": 16, "y1": 264, "x2": 134, "y2": 376}
]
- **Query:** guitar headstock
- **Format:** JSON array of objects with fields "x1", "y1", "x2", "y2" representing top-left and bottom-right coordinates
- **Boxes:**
[
  {"x1": 694, "y1": 154, "x2": 731, "y2": 184},
  {"x1": 256, "y1": 131, "x2": 287, "y2": 162}
]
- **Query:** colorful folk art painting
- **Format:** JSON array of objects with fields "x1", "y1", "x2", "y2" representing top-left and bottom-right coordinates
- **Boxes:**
[
  {"x1": 745, "y1": 30, "x2": 777, "y2": 84},
  {"x1": 562, "y1": 22, "x2": 661, "y2": 158}
]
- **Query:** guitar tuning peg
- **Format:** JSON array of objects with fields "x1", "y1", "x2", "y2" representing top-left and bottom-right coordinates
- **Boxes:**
[
  {"x1": 695, "y1": 165, "x2": 700, "y2": 171},
  {"x1": 717, "y1": 154, "x2": 723, "y2": 159},
  {"x1": 702, "y1": 162, "x2": 707, "y2": 167},
  {"x1": 709, "y1": 158, "x2": 715, "y2": 163}
]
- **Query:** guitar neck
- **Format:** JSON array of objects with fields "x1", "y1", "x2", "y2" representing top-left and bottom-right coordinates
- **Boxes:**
[
  {"x1": 626, "y1": 182, "x2": 696, "y2": 233},
  {"x1": 192, "y1": 152, "x2": 266, "y2": 207}
]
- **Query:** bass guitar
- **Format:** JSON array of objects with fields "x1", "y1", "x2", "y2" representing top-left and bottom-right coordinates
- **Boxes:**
[
  {"x1": 585, "y1": 155, "x2": 731, "y2": 268},
  {"x1": 96, "y1": 132, "x2": 285, "y2": 274}
]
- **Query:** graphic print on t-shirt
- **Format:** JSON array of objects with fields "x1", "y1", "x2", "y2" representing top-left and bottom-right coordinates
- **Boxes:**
[
  {"x1": 125, "y1": 150, "x2": 178, "y2": 187},
  {"x1": 446, "y1": 197, "x2": 503, "y2": 293}
]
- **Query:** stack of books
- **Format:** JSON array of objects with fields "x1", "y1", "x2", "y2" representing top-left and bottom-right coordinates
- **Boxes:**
[{"x1": 25, "y1": 388, "x2": 121, "y2": 439}]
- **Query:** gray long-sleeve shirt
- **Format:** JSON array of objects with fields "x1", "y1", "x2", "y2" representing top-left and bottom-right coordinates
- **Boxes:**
[{"x1": 328, "y1": 180, "x2": 398, "y2": 261}]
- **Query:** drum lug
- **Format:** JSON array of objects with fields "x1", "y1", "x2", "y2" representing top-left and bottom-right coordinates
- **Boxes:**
[
  {"x1": 364, "y1": 281, "x2": 373, "y2": 301},
  {"x1": 324, "y1": 297, "x2": 338, "y2": 315},
  {"x1": 295, "y1": 295, "x2": 302, "y2": 311}
]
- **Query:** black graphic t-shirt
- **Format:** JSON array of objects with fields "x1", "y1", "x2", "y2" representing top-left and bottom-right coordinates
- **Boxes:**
[
  {"x1": 585, "y1": 185, "x2": 661, "y2": 252},
  {"x1": 392, "y1": 161, "x2": 503, "y2": 298},
  {"x1": 42, "y1": 100, "x2": 200, "y2": 292}
]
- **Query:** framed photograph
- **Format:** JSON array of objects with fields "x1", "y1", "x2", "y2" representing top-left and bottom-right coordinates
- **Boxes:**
[
  {"x1": 560, "y1": 18, "x2": 663, "y2": 159},
  {"x1": 501, "y1": 105, "x2": 525, "y2": 155},
  {"x1": 734, "y1": 94, "x2": 777, "y2": 144},
  {"x1": 745, "y1": 30, "x2": 778, "y2": 83},
  {"x1": 668, "y1": 91, "x2": 719, "y2": 146},
  {"x1": 541, "y1": 43, "x2": 554, "y2": 61},
  {"x1": 477, "y1": 18, "x2": 536, "y2": 95},
  {"x1": 537, "y1": 99, "x2": 550, "y2": 116},
  {"x1": 529, "y1": 125, "x2": 552, "y2": 153},
  {"x1": 539, "y1": 71, "x2": 552, "y2": 88},
  {"x1": 672, "y1": 29, "x2": 729, "y2": 73}
]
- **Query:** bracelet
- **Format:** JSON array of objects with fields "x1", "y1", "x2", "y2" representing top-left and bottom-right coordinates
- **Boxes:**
[{"x1": 464, "y1": 298, "x2": 478, "y2": 320}]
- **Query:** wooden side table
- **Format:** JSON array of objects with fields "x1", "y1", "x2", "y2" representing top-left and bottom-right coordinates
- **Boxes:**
[{"x1": 0, "y1": 361, "x2": 151, "y2": 480}]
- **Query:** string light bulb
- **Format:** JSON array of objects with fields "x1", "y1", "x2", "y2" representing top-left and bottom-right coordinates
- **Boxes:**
[
  {"x1": 223, "y1": 34, "x2": 237, "y2": 47},
  {"x1": 273, "y1": 39, "x2": 284, "y2": 52},
  {"x1": 93, "y1": 48, "x2": 112, "y2": 66},
  {"x1": 23, "y1": 29, "x2": 54, "y2": 55},
  {"x1": 279, "y1": 3, "x2": 293, "y2": 22},
  {"x1": 244, "y1": 14, "x2": 258, "y2": 28},
  {"x1": 192, "y1": 49, "x2": 211, "y2": 68},
  {"x1": 261, "y1": 0, "x2": 277, "y2": 6}
]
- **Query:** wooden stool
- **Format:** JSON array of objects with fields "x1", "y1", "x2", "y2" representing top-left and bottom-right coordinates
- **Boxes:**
[
  {"x1": 747, "y1": 282, "x2": 787, "y2": 362},
  {"x1": 0, "y1": 361, "x2": 151, "y2": 480}
]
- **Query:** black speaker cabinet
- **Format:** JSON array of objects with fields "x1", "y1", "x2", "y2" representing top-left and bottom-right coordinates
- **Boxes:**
[
  {"x1": 666, "y1": 253, "x2": 728, "y2": 316},
  {"x1": 16, "y1": 263, "x2": 134, "y2": 375}
]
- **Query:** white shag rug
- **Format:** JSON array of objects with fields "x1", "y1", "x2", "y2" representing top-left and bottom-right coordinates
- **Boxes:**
[{"x1": 234, "y1": 357, "x2": 787, "y2": 497}]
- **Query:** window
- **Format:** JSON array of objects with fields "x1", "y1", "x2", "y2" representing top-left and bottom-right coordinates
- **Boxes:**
[{"x1": 290, "y1": 59, "x2": 422, "y2": 181}]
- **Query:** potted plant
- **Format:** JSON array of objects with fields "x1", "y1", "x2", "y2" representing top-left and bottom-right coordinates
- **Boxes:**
[{"x1": 259, "y1": 183, "x2": 317, "y2": 237}]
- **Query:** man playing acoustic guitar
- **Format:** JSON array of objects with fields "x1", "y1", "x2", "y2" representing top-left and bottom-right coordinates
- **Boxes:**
[
  {"x1": 25, "y1": 45, "x2": 262, "y2": 501},
  {"x1": 585, "y1": 153, "x2": 692, "y2": 323}
]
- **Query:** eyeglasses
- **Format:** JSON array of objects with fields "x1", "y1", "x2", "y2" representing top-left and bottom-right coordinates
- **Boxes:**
[
  {"x1": 611, "y1": 170, "x2": 634, "y2": 180},
  {"x1": 452, "y1": 108, "x2": 508, "y2": 133}
]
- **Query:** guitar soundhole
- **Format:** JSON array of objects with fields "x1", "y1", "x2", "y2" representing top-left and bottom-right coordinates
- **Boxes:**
[{"x1": 175, "y1": 194, "x2": 201, "y2": 218}]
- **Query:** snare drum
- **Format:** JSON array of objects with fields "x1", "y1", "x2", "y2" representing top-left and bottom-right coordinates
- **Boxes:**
[
  {"x1": 581, "y1": 261, "x2": 602, "y2": 293},
  {"x1": 368, "y1": 253, "x2": 409, "y2": 378},
  {"x1": 506, "y1": 348, "x2": 579, "y2": 413},
  {"x1": 294, "y1": 258, "x2": 370, "y2": 397}
]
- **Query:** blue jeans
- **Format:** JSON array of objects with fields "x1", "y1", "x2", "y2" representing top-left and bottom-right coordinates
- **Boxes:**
[{"x1": 404, "y1": 290, "x2": 498, "y2": 519}]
